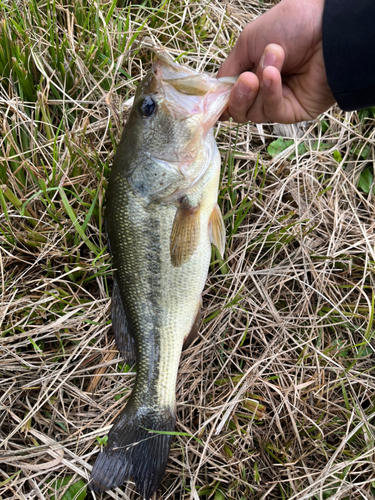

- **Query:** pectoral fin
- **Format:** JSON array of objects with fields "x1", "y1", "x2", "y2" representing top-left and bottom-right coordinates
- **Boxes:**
[
  {"x1": 209, "y1": 204, "x2": 225, "y2": 258},
  {"x1": 170, "y1": 197, "x2": 200, "y2": 267}
]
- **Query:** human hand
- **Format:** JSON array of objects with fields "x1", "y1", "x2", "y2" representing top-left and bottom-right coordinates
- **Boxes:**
[{"x1": 217, "y1": 0, "x2": 336, "y2": 124}]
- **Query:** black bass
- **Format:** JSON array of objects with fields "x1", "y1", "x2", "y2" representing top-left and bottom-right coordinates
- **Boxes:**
[{"x1": 89, "y1": 52, "x2": 235, "y2": 498}]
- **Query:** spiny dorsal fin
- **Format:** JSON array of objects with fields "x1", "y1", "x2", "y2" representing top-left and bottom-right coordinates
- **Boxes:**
[
  {"x1": 209, "y1": 203, "x2": 225, "y2": 258},
  {"x1": 170, "y1": 197, "x2": 200, "y2": 267}
]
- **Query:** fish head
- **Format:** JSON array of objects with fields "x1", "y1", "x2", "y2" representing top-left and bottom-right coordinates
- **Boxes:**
[{"x1": 117, "y1": 53, "x2": 235, "y2": 202}]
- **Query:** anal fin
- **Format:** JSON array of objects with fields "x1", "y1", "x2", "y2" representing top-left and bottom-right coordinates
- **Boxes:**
[
  {"x1": 209, "y1": 203, "x2": 225, "y2": 258},
  {"x1": 170, "y1": 196, "x2": 200, "y2": 267},
  {"x1": 183, "y1": 303, "x2": 201, "y2": 350},
  {"x1": 111, "y1": 277, "x2": 136, "y2": 364}
]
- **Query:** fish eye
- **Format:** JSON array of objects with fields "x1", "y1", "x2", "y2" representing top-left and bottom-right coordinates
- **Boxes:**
[{"x1": 138, "y1": 96, "x2": 157, "y2": 118}]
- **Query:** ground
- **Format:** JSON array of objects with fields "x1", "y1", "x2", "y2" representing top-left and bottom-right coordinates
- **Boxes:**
[{"x1": 1, "y1": 1, "x2": 375, "y2": 499}]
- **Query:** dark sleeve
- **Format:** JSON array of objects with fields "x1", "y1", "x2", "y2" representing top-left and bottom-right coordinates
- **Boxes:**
[{"x1": 322, "y1": 0, "x2": 375, "y2": 111}]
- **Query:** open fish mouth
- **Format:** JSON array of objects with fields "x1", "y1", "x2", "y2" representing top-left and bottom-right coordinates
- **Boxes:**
[
  {"x1": 153, "y1": 53, "x2": 212, "y2": 95},
  {"x1": 152, "y1": 52, "x2": 236, "y2": 128}
]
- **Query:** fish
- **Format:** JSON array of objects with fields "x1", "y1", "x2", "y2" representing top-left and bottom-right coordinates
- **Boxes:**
[{"x1": 89, "y1": 51, "x2": 235, "y2": 499}]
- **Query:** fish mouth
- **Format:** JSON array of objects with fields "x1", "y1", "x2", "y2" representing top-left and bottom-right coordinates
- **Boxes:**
[
  {"x1": 152, "y1": 53, "x2": 235, "y2": 128},
  {"x1": 154, "y1": 53, "x2": 211, "y2": 96}
]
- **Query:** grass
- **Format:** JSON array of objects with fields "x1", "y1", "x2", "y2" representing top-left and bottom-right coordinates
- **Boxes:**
[{"x1": 1, "y1": 0, "x2": 375, "y2": 499}]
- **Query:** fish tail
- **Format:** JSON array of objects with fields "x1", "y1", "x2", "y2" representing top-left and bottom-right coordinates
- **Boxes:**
[{"x1": 89, "y1": 401, "x2": 175, "y2": 499}]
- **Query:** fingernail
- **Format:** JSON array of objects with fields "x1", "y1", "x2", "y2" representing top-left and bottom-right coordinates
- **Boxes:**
[
  {"x1": 263, "y1": 50, "x2": 276, "y2": 69},
  {"x1": 237, "y1": 80, "x2": 251, "y2": 96}
]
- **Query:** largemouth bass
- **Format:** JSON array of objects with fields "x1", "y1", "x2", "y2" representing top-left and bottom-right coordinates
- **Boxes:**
[{"x1": 89, "y1": 52, "x2": 234, "y2": 498}]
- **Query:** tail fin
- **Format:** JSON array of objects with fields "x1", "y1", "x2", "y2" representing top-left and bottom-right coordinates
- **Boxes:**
[{"x1": 89, "y1": 401, "x2": 175, "y2": 499}]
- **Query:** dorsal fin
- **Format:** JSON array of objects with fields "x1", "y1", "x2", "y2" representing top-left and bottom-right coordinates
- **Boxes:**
[{"x1": 111, "y1": 277, "x2": 136, "y2": 364}]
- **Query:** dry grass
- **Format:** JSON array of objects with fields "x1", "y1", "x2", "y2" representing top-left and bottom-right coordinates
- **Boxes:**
[{"x1": 1, "y1": 0, "x2": 375, "y2": 499}]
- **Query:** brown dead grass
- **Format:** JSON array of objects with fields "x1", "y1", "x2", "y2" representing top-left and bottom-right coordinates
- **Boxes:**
[{"x1": 1, "y1": 0, "x2": 375, "y2": 499}]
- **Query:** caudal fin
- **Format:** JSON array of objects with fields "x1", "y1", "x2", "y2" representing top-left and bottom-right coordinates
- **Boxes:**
[{"x1": 89, "y1": 402, "x2": 175, "y2": 499}]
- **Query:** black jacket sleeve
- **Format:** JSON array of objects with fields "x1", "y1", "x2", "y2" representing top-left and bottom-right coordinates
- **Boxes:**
[{"x1": 323, "y1": 0, "x2": 375, "y2": 111}]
